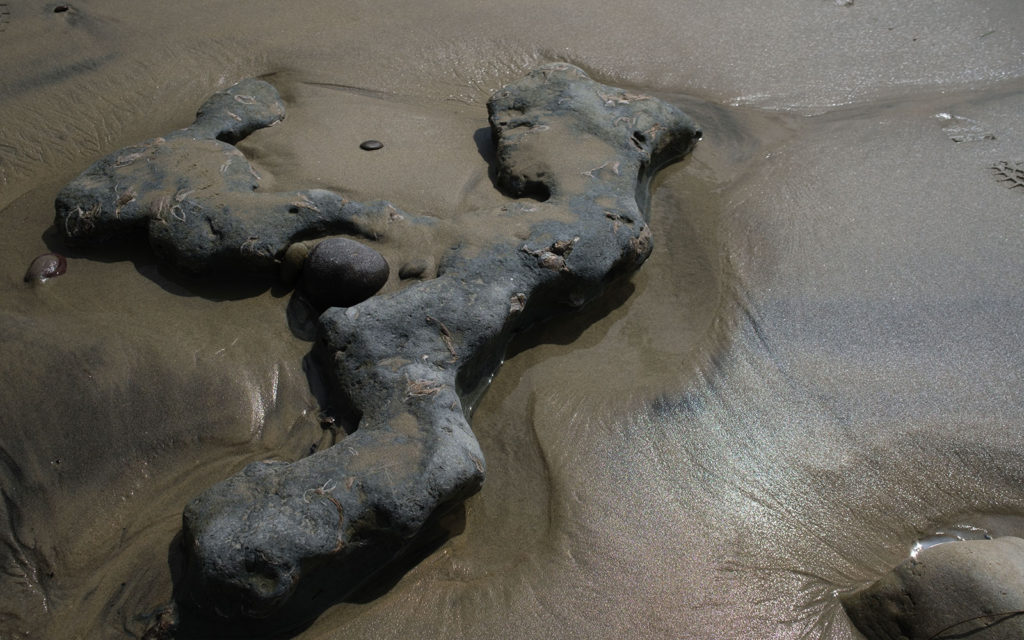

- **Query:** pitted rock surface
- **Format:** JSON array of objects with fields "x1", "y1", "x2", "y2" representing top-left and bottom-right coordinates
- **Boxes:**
[{"x1": 53, "y1": 65, "x2": 701, "y2": 625}]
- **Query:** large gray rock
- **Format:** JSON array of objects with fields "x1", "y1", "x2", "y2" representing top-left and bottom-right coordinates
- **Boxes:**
[
  {"x1": 181, "y1": 63, "x2": 700, "y2": 623},
  {"x1": 52, "y1": 65, "x2": 701, "y2": 627},
  {"x1": 842, "y1": 537, "x2": 1024, "y2": 639}
]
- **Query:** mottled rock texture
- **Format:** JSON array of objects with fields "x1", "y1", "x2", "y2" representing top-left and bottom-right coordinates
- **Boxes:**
[
  {"x1": 842, "y1": 537, "x2": 1024, "y2": 639},
  {"x1": 54, "y1": 66, "x2": 700, "y2": 625}
]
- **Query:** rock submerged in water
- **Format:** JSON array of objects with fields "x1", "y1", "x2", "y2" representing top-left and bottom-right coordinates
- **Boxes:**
[
  {"x1": 24, "y1": 253, "x2": 66, "y2": 282},
  {"x1": 300, "y1": 237, "x2": 389, "y2": 308},
  {"x1": 841, "y1": 536, "x2": 1024, "y2": 639}
]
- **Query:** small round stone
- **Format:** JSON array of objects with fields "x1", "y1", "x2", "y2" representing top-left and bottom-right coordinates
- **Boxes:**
[
  {"x1": 24, "y1": 253, "x2": 67, "y2": 283},
  {"x1": 301, "y1": 238, "x2": 389, "y2": 308},
  {"x1": 359, "y1": 140, "x2": 383, "y2": 151},
  {"x1": 279, "y1": 242, "x2": 310, "y2": 285}
]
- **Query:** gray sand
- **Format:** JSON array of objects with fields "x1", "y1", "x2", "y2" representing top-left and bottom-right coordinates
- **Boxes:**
[{"x1": 1, "y1": 1, "x2": 1023, "y2": 638}]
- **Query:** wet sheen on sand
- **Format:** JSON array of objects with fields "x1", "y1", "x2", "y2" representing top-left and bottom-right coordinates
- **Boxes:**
[{"x1": 1, "y1": 1, "x2": 1023, "y2": 638}]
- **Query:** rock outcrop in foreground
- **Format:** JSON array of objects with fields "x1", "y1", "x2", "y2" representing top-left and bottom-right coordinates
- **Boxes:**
[
  {"x1": 842, "y1": 537, "x2": 1024, "y2": 639},
  {"x1": 54, "y1": 64, "x2": 701, "y2": 625}
]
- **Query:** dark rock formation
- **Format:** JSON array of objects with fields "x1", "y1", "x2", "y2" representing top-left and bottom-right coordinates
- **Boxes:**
[
  {"x1": 842, "y1": 537, "x2": 1024, "y2": 639},
  {"x1": 53, "y1": 65, "x2": 701, "y2": 626},
  {"x1": 53, "y1": 78, "x2": 424, "y2": 276},
  {"x1": 181, "y1": 63, "x2": 699, "y2": 622},
  {"x1": 301, "y1": 237, "x2": 390, "y2": 309}
]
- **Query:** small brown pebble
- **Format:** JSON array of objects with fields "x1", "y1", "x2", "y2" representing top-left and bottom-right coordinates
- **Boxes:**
[
  {"x1": 24, "y1": 253, "x2": 67, "y2": 282},
  {"x1": 279, "y1": 242, "x2": 310, "y2": 285},
  {"x1": 359, "y1": 140, "x2": 383, "y2": 151}
]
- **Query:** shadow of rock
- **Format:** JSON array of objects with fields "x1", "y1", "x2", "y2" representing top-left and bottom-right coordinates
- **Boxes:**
[{"x1": 42, "y1": 224, "x2": 277, "y2": 302}]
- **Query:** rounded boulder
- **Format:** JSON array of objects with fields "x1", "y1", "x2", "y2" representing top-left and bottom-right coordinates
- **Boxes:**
[{"x1": 301, "y1": 238, "x2": 389, "y2": 309}]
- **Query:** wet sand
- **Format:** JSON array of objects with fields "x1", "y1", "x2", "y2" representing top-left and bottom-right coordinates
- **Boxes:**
[{"x1": 1, "y1": 1, "x2": 1023, "y2": 638}]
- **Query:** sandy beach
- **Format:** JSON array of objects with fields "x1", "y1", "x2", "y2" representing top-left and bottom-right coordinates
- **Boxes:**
[{"x1": 2, "y1": 1, "x2": 1023, "y2": 638}]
